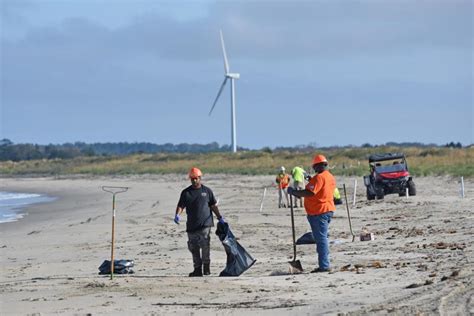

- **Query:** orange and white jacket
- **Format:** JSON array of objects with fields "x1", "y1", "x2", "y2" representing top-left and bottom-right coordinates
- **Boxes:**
[{"x1": 276, "y1": 173, "x2": 290, "y2": 189}]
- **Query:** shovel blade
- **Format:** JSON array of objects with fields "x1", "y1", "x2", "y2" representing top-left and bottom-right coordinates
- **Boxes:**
[{"x1": 289, "y1": 260, "x2": 303, "y2": 274}]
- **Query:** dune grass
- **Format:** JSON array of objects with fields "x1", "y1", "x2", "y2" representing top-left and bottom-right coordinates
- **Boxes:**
[{"x1": 1, "y1": 146, "x2": 472, "y2": 177}]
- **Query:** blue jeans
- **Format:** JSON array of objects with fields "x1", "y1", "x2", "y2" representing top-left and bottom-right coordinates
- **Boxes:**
[{"x1": 307, "y1": 212, "x2": 334, "y2": 270}]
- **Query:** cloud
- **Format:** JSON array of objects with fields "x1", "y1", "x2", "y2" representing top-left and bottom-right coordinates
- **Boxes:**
[
  {"x1": 1, "y1": 0, "x2": 36, "y2": 23},
  {"x1": 1, "y1": 0, "x2": 472, "y2": 146},
  {"x1": 4, "y1": 1, "x2": 471, "y2": 61}
]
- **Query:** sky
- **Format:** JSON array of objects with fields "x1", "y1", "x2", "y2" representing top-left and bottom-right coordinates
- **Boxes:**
[{"x1": 1, "y1": 0, "x2": 473, "y2": 149}]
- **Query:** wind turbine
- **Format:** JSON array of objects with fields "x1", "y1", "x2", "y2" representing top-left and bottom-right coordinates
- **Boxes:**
[{"x1": 209, "y1": 30, "x2": 240, "y2": 153}]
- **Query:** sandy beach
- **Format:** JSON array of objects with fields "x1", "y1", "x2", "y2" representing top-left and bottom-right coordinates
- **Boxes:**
[{"x1": 0, "y1": 175, "x2": 472, "y2": 315}]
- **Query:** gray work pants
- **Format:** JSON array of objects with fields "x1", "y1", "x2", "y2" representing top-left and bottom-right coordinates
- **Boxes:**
[
  {"x1": 278, "y1": 188, "x2": 290, "y2": 207},
  {"x1": 293, "y1": 181, "x2": 304, "y2": 207},
  {"x1": 187, "y1": 227, "x2": 211, "y2": 269}
]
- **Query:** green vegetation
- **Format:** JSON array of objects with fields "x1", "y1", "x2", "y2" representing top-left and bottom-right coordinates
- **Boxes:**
[
  {"x1": 0, "y1": 139, "x2": 232, "y2": 161},
  {"x1": 1, "y1": 146, "x2": 472, "y2": 177}
]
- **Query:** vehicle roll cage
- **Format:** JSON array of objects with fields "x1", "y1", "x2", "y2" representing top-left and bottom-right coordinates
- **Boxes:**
[{"x1": 368, "y1": 153, "x2": 406, "y2": 163}]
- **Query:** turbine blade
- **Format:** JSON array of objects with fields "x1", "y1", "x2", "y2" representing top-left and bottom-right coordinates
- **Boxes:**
[
  {"x1": 220, "y1": 30, "x2": 230, "y2": 73},
  {"x1": 209, "y1": 78, "x2": 228, "y2": 116}
]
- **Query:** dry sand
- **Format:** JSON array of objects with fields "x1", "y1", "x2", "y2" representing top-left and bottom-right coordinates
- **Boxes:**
[{"x1": 0, "y1": 175, "x2": 472, "y2": 315}]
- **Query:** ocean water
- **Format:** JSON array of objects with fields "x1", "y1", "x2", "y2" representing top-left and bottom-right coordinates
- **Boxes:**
[{"x1": 0, "y1": 191, "x2": 55, "y2": 224}]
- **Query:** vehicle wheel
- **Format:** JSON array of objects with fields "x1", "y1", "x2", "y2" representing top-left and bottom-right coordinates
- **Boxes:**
[
  {"x1": 399, "y1": 186, "x2": 408, "y2": 196},
  {"x1": 408, "y1": 180, "x2": 416, "y2": 196},
  {"x1": 375, "y1": 187, "x2": 384, "y2": 200},
  {"x1": 367, "y1": 188, "x2": 375, "y2": 201}
]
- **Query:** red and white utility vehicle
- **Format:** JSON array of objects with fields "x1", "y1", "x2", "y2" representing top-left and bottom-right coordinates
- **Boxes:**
[{"x1": 363, "y1": 153, "x2": 416, "y2": 200}]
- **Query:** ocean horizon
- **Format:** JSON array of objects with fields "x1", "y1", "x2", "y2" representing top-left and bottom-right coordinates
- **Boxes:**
[{"x1": 0, "y1": 191, "x2": 55, "y2": 224}]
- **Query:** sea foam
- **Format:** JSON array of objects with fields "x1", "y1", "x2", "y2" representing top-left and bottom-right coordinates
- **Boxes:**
[{"x1": 0, "y1": 191, "x2": 54, "y2": 223}]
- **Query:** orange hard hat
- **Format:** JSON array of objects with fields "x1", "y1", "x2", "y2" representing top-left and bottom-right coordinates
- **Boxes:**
[
  {"x1": 312, "y1": 154, "x2": 328, "y2": 166},
  {"x1": 188, "y1": 167, "x2": 203, "y2": 178}
]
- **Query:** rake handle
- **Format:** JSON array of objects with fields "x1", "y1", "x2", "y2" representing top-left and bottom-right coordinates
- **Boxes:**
[
  {"x1": 101, "y1": 186, "x2": 129, "y2": 280},
  {"x1": 110, "y1": 197, "x2": 115, "y2": 280}
]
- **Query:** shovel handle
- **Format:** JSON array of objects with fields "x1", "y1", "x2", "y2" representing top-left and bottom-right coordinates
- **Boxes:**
[{"x1": 290, "y1": 195, "x2": 297, "y2": 259}]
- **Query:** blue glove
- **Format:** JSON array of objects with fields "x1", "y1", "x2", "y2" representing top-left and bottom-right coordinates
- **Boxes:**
[
  {"x1": 218, "y1": 217, "x2": 226, "y2": 224},
  {"x1": 174, "y1": 214, "x2": 180, "y2": 224},
  {"x1": 287, "y1": 187, "x2": 294, "y2": 196}
]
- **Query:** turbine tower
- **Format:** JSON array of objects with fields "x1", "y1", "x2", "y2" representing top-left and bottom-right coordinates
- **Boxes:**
[{"x1": 209, "y1": 30, "x2": 240, "y2": 153}]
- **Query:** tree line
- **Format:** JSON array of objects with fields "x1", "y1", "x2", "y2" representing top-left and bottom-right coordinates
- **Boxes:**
[
  {"x1": 0, "y1": 139, "x2": 235, "y2": 161},
  {"x1": 0, "y1": 138, "x2": 467, "y2": 162}
]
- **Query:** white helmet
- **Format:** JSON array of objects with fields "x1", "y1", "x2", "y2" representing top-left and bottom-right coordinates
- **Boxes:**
[{"x1": 280, "y1": 166, "x2": 285, "y2": 172}]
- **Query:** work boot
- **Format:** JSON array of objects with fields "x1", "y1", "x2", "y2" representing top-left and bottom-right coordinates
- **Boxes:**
[
  {"x1": 203, "y1": 264, "x2": 210, "y2": 276},
  {"x1": 189, "y1": 266, "x2": 203, "y2": 277}
]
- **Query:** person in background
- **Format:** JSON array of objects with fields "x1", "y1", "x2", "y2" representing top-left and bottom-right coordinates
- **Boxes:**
[
  {"x1": 275, "y1": 166, "x2": 290, "y2": 208},
  {"x1": 288, "y1": 154, "x2": 336, "y2": 273},
  {"x1": 291, "y1": 166, "x2": 306, "y2": 208},
  {"x1": 174, "y1": 167, "x2": 225, "y2": 277},
  {"x1": 333, "y1": 187, "x2": 342, "y2": 205}
]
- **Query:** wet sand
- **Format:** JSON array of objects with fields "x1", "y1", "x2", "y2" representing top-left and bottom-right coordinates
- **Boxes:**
[{"x1": 0, "y1": 175, "x2": 472, "y2": 315}]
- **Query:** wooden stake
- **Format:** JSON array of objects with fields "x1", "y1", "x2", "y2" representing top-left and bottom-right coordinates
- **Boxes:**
[
  {"x1": 259, "y1": 187, "x2": 267, "y2": 212},
  {"x1": 352, "y1": 179, "x2": 357, "y2": 206}
]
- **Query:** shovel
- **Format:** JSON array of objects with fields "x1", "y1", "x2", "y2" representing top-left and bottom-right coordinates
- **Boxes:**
[{"x1": 288, "y1": 195, "x2": 303, "y2": 273}]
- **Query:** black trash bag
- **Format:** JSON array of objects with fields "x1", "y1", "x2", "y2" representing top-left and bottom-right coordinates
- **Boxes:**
[
  {"x1": 215, "y1": 222, "x2": 256, "y2": 277},
  {"x1": 296, "y1": 232, "x2": 316, "y2": 245},
  {"x1": 98, "y1": 259, "x2": 135, "y2": 275}
]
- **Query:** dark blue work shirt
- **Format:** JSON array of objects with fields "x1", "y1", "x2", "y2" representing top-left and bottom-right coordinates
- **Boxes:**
[{"x1": 178, "y1": 184, "x2": 217, "y2": 232}]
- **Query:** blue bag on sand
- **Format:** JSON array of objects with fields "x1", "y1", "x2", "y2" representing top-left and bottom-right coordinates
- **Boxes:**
[
  {"x1": 296, "y1": 232, "x2": 316, "y2": 245},
  {"x1": 215, "y1": 222, "x2": 256, "y2": 277},
  {"x1": 98, "y1": 259, "x2": 134, "y2": 275}
]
